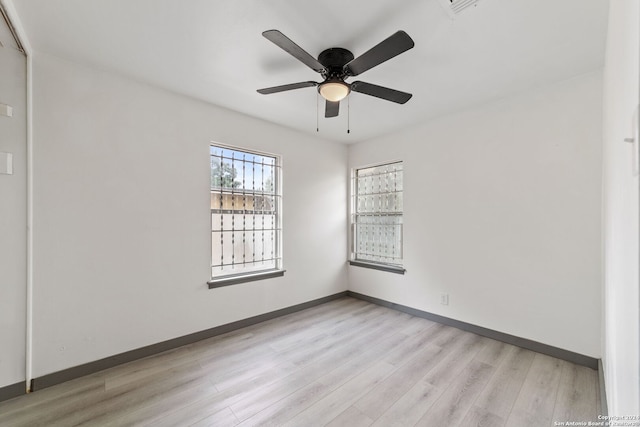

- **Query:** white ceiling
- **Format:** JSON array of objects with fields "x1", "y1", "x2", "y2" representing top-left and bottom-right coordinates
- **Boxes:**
[{"x1": 12, "y1": 0, "x2": 609, "y2": 143}]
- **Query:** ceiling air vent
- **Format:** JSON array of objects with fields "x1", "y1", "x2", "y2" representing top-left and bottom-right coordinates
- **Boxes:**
[{"x1": 437, "y1": 0, "x2": 482, "y2": 18}]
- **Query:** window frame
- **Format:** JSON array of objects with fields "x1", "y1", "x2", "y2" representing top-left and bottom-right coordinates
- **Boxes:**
[
  {"x1": 349, "y1": 160, "x2": 406, "y2": 275},
  {"x1": 207, "y1": 143, "x2": 285, "y2": 288}
]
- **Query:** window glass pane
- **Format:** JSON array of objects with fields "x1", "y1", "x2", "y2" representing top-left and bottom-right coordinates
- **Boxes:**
[
  {"x1": 211, "y1": 145, "x2": 281, "y2": 278},
  {"x1": 352, "y1": 161, "x2": 403, "y2": 266}
]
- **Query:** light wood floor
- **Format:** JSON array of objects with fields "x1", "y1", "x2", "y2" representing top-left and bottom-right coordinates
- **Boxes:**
[{"x1": 0, "y1": 297, "x2": 600, "y2": 426}]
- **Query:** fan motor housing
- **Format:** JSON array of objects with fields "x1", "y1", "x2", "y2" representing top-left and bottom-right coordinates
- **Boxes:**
[{"x1": 318, "y1": 48, "x2": 354, "y2": 76}]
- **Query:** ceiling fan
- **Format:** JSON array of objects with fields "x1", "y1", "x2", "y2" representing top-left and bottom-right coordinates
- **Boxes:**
[{"x1": 257, "y1": 30, "x2": 415, "y2": 118}]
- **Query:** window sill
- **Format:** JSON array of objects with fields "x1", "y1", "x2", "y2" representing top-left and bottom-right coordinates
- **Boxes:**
[
  {"x1": 208, "y1": 269, "x2": 285, "y2": 288},
  {"x1": 348, "y1": 260, "x2": 406, "y2": 275}
]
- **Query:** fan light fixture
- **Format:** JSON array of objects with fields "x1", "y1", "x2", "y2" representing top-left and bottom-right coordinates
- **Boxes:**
[{"x1": 319, "y1": 81, "x2": 350, "y2": 102}]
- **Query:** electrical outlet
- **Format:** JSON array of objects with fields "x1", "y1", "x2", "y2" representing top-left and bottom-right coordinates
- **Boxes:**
[{"x1": 440, "y1": 293, "x2": 449, "y2": 305}]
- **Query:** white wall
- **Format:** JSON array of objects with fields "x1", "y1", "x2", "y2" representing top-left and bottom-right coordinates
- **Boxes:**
[
  {"x1": 31, "y1": 53, "x2": 347, "y2": 377},
  {"x1": 349, "y1": 71, "x2": 603, "y2": 358},
  {"x1": 602, "y1": 0, "x2": 640, "y2": 416},
  {"x1": 0, "y1": 23, "x2": 27, "y2": 389}
]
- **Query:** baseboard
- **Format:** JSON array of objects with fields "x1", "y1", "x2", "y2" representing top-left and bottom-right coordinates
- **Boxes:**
[
  {"x1": 347, "y1": 291, "x2": 599, "y2": 370},
  {"x1": 31, "y1": 291, "x2": 348, "y2": 392},
  {"x1": 0, "y1": 381, "x2": 26, "y2": 402},
  {"x1": 598, "y1": 359, "x2": 608, "y2": 416}
]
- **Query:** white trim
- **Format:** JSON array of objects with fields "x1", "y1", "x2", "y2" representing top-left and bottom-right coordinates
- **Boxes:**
[
  {"x1": 0, "y1": 0, "x2": 32, "y2": 54},
  {"x1": 25, "y1": 46, "x2": 33, "y2": 394},
  {"x1": 0, "y1": 0, "x2": 33, "y2": 393}
]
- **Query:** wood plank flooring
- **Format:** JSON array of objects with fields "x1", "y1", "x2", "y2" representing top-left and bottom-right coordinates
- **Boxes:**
[{"x1": 0, "y1": 297, "x2": 600, "y2": 426}]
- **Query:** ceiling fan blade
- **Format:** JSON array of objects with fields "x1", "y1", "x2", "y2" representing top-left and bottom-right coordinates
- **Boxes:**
[
  {"x1": 325, "y1": 100, "x2": 340, "y2": 118},
  {"x1": 257, "y1": 81, "x2": 318, "y2": 95},
  {"x1": 344, "y1": 31, "x2": 414, "y2": 77},
  {"x1": 262, "y1": 30, "x2": 326, "y2": 73},
  {"x1": 350, "y1": 81, "x2": 412, "y2": 104}
]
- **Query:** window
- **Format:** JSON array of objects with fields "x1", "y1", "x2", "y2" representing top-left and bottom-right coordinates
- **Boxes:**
[
  {"x1": 350, "y1": 161, "x2": 405, "y2": 274},
  {"x1": 208, "y1": 144, "x2": 283, "y2": 287}
]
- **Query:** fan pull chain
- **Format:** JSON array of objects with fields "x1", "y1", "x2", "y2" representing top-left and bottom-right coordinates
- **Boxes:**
[
  {"x1": 347, "y1": 96, "x2": 350, "y2": 134},
  {"x1": 316, "y1": 93, "x2": 319, "y2": 132}
]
